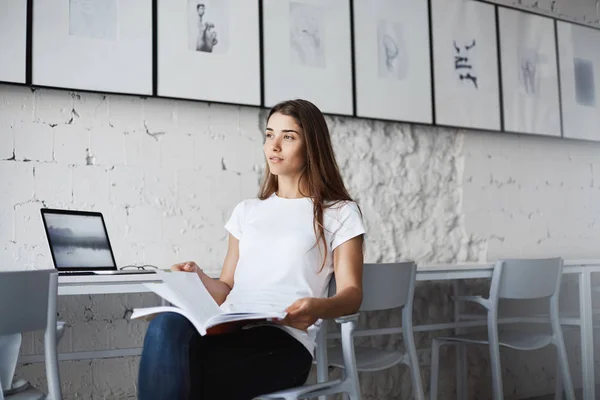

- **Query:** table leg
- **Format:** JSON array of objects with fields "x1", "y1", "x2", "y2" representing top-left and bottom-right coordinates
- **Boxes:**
[
  {"x1": 453, "y1": 280, "x2": 467, "y2": 399},
  {"x1": 579, "y1": 270, "x2": 595, "y2": 400}
]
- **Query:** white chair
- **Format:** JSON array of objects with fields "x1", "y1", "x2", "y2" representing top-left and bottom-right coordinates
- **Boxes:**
[
  {"x1": 327, "y1": 262, "x2": 424, "y2": 400},
  {"x1": 430, "y1": 258, "x2": 575, "y2": 400},
  {"x1": 257, "y1": 262, "x2": 423, "y2": 400},
  {"x1": 0, "y1": 270, "x2": 62, "y2": 400}
]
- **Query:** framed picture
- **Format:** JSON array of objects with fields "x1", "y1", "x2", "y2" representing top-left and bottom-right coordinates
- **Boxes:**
[
  {"x1": 32, "y1": 0, "x2": 152, "y2": 95},
  {"x1": 262, "y1": 0, "x2": 353, "y2": 116},
  {"x1": 431, "y1": 0, "x2": 501, "y2": 131},
  {"x1": 557, "y1": 21, "x2": 600, "y2": 141},
  {"x1": 353, "y1": 0, "x2": 432, "y2": 123},
  {"x1": 498, "y1": 7, "x2": 561, "y2": 136},
  {"x1": 0, "y1": 0, "x2": 27, "y2": 83},
  {"x1": 158, "y1": 0, "x2": 261, "y2": 106}
]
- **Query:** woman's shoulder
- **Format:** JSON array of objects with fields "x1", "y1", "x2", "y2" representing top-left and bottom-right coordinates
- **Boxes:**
[{"x1": 324, "y1": 200, "x2": 362, "y2": 222}]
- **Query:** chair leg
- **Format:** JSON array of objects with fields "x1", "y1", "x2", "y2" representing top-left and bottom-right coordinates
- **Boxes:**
[
  {"x1": 488, "y1": 336, "x2": 504, "y2": 400},
  {"x1": 456, "y1": 343, "x2": 468, "y2": 400},
  {"x1": 554, "y1": 359, "x2": 563, "y2": 400},
  {"x1": 430, "y1": 339, "x2": 441, "y2": 400},
  {"x1": 555, "y1": 342, "x2": 575, "y2": 400},
  {"x1": 405, "y1": 332, "x2": 425, "y2": 400}
]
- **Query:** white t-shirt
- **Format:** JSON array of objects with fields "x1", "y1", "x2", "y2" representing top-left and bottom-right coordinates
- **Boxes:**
[{"x1": 220, "y1": 193, "x2": 366, "y2": 356}]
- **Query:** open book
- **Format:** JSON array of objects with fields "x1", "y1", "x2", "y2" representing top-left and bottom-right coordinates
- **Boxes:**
[{"x1": 130, "y1": 271, "x2": 287, "y2": 336}]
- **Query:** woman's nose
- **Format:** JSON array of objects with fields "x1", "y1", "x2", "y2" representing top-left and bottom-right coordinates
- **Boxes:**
[{"x1": 271, "y1": 138, "x2": 281, "y2": 151}]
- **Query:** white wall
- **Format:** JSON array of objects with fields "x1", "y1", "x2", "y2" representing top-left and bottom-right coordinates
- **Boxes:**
[{"x1": 1, "y1": 0, "x2": 599, "y2": 398}]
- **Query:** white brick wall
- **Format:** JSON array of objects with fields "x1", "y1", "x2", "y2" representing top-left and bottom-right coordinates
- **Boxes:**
[{"x1": 1, "y1": 0, "x2": 599, "y2": 398}]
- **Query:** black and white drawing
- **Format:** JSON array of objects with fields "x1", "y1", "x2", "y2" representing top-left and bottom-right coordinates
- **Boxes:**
[
  {"x1": 353, "y1": 0, "x2": 431, "y2": 122},
  {"x1": 518, "y1": 48, "x2": 547, "y2": 96},
  {"x1": 431, "y1": 0, "x2": 500, "y2": 131},
  {"x1": 0, "y1": 0, "x2": 27, "y2": 83},
  {"x1": 558, "y1": 21, "x2": 600, "y2": 141},
  {"x1": 574, "y1": 58, "x2": 596, "y2": 106},
  {"x1": 45, "y1": 214, "x2": 114, "y2": 268},
  {"x1": 377, "y1": 20, "x2": 408, "y2": 80},
  {"x1": 499, "y1": 8, "x2": 560, "y2": 136},
  {"x1": 69, "y1": 0, "x2": 118, "y2": 40},
  {"x1": 454, "y1": 39, "x2": 478, "y2": 89},
  {"x1": 289, "y1": 2, "x2": 325, "y2": 68},
  {"x1": 187, "y1": 0, "x2": 229, "y2": 54},
  {"x1": 263, "y1": 0, "x2": 353, "y2": 115},
  {"x1": 159, "y1": 0, "x2": 260, "y2": 105},
  {"x1": 33, "y1": 0, "x2": 152, "y2": 95}
]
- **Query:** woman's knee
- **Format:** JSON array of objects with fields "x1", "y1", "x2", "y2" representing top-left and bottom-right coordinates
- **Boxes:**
[{"x1": 144, "y1": 312, "x2": 194, "y2": 347}]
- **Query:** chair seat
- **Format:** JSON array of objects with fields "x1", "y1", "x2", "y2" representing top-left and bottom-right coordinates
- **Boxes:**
[
  {"x1": 5, "y1": 385, "x2": 44, "y2": 400},
  {"x1": 328, "y1": 345, "x2": 405, "y2": 372},
  {"x1": 435, "y1": 329, "x2": 554, "y2": 351}
]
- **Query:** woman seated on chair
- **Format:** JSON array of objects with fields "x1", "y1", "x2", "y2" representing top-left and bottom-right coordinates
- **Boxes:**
[{"x1": 138, "y1": 99, "x2": 366, "y2": 400}]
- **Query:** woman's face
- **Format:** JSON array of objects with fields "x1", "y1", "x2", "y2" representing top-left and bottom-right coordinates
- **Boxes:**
[{"x1": 264, "y1": 112, "x2": 306, "y2": 178}]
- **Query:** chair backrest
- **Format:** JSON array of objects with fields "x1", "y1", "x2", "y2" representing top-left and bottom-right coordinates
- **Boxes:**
[
  {"x1": 329, "y1": 262, "x2": 417, "y2": 311},
  {"x1": 490, "y1": 258, "x2": 563, "y2": 301},
  {"x1": 0, "y1": 270, "x2": 56, "y2": 336}
]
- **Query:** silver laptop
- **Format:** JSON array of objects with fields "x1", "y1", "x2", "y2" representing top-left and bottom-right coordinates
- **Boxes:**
[{"x1": 40, "y1": 208, "x2": 157, "y2": 276}]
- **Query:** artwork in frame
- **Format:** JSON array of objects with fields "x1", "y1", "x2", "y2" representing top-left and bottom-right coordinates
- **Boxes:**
[
  {"x1": 353, "y1": 0, "x2": 432, "y2": 123},
  {"x1": 431, "y1": 0, "x2": 501, "y2": 131},
  {"x1": 158, "y1": 0, "x2": 261, "y2": 106},
  {"x1": 498, "y1": 7, "x2": 561, "y2": 136},
  {"x1": 32, "y1": 0, "x2": 152, "y2": 95},
  {"x1": 557, "y1": 21, "x2": 600, "y2": 141},
  {"x1": 262, "y1": 0, "x2": 353, "y2": 116},
  {"x1": 0, "y1": 0, "x2": 27, "y2": 83}
]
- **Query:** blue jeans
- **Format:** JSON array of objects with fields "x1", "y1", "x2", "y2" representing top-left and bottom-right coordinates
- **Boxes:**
[{"x1": 138, "y1": 313, "x2": 313, "y2": 400}]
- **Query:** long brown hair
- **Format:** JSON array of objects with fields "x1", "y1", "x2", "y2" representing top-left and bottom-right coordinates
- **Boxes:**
[{"x1": 258, "y1": 99, "x2": 357, "y2": 270}]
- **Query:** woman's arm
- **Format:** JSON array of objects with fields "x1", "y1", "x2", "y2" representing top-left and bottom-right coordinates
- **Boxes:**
[
  {"x1": 171, "y1": 233, "x2": 239, "y2": 306},
  {"x1": 282, "y1": 235, "x2": 364, "y2": 330}
]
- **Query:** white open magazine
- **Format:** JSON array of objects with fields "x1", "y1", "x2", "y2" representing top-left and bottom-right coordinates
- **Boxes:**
[{"x1": 130, "y1": 271, "x2": 287, "y2": 335}]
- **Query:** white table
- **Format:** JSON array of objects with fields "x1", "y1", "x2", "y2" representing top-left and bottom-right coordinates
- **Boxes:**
[{"x1": 54, "y1": 261, "x2": 600, "y2": 400}]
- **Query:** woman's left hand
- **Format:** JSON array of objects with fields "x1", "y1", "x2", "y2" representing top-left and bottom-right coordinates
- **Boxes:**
[{"x1": 280, "y1": 297, "x2": 323, "y2": 331}]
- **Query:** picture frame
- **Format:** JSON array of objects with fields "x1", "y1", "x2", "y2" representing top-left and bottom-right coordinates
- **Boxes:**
[
  {"x1": 157, "y1": 0, "x2": 261, "y2": 106},
  {"x1": 0, "y1": 0, "x2": 27, "y2": 83},
  {"x1": 498, "y1": 7, "x2": 561, "y2": 137},
  {"x1": 262, "y1": 0, "x2": 353, "y2": 116},
  {"x1": 353, "y1": 0, "x2": 432, "y2": 123},
  {"x1": 32, "y1": 0, "x2": 152, "y2": 95},
  {"x1": 431, "y1": 0, "x2": 501, "y2": 131},
  {"x1": 557, "y1": 20, "x2": 600, "y2": 141}
]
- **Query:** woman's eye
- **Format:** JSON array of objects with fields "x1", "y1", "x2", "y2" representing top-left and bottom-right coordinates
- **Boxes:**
[
  {"x1": 284, "y1": 135, "x2": 293, "y2": 140},
  {"x1": 265, "y1": 133, "x2": 273, "y2": 138}
]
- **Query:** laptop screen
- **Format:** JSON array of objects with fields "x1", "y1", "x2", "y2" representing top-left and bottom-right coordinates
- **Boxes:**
[{"x1": 41, "y1": 210, "x2": 117, "y2": 270}]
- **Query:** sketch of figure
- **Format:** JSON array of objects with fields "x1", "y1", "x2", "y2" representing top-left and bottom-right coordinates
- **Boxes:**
[
  {"x1": 69, "y1": 0, "x2": 118, "y2": 40},
  {"x1": 518, "y1": 48, "x2": 545, "y2": 96},
  {"x1": 187, "y1": 0, "x2": 229, "y2": 54},
  {"x1": 574, "y1": 58, "x2": 596, "y2": 107},
  {"x1": 377, "y1": 20, "x2": 408, "y2": 80},
  {"x1": 289, "y1": 2, "x2": 325, "y2": 68}
]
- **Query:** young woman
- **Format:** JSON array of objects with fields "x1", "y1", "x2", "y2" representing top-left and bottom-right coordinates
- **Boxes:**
[{"x1": 138, "y1": 99, "x2": 366, "y2": 399}]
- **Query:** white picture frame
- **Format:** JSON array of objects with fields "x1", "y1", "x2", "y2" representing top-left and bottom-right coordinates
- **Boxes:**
[
  {"x1": 0, "y1": 0, "x2": 27, "y2": 83},
  {"x1": 32, "y1": 0, "x2": 152, "y2": 95},
  {"x1": 158, "y1": 0, "x2": 261, "y2": 106},
  {"x1": 557, "y1": 21, "x2": 600, "y2": 141},
  {"x1": 262, "y1": 0, "x2": 353, "y2": 116},
  {"x1": 353, "y1": 0, "x2": 432, "y2": 123},
  {"x1": 431, "y1": 0, "x2": 501, "y2": 131},
  {"x1": 498, "y1": 7, "x2": 561, "y2": 136}
]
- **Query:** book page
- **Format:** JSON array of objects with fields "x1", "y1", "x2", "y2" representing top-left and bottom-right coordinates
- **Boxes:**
[
  {"x1": 130, "y1": 306, "x2": 209, "y2": 335},
  {"x1": 205, "y1": 311, "x2": 287, "y2": 330},
  {"x1": 143, "y1": 271, "x2": 223, "y2": 328}
]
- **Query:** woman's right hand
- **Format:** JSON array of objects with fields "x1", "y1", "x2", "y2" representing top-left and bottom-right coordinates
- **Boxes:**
[{"x1": 170, "y1": 261, "x2": 201, "y2": 274}]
